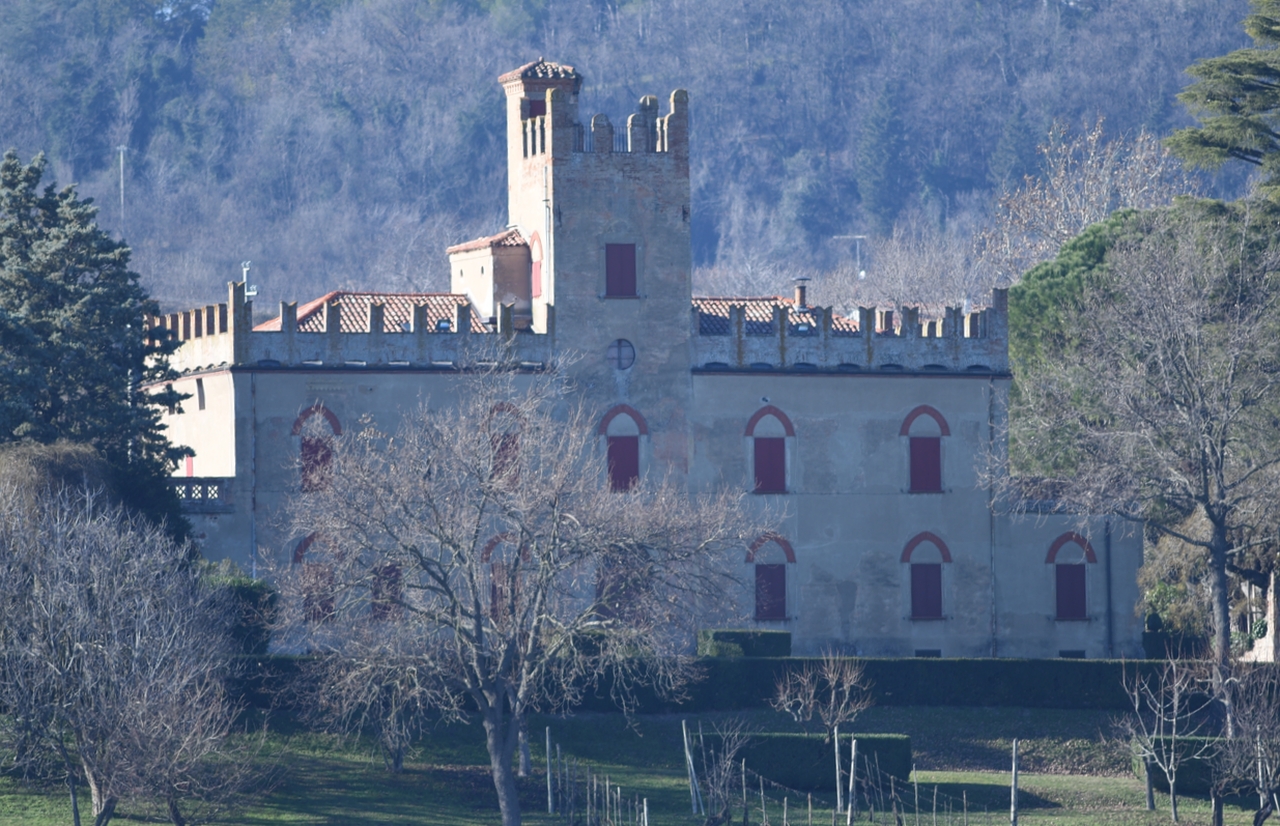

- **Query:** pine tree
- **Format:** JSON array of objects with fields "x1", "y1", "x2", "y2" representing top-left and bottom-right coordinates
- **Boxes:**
[
  {"x1": 1166, "y1": 0, "x2": 1280, "y2": 191},
  {"x1": 0, "y1": 150, "x2": 188, "y2": 530},
  {"x1": 857, "y1": 84, "x2": 912, "y2": 234}
]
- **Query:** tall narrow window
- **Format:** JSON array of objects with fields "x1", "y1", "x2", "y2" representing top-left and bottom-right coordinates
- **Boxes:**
[
  {"x1": 747, "y1": 533, "x2": 795, "y2": 621},
  {"x1": 910, "y1": 564, "x2": 943, "y2": 619},
  {"x1": 755, "y1": 564, "x2": 786, "y2": 620},
  {"x1": 196, "y1": 378, "x2": 206, "y2": 410},
  {"x1": 900, "y1": 406, "x2": 949, "y2": 493},
  {"x1": 600, "y1": 405, "x2": 648, "y2": 492},
  {"x1": 754, "y1": 438, "x2": 785, "y2": 493},
  {"x1": 605, "y1": 243, "x2": 637, "y2": 297},
  {"x1": 746, "y1": 405, "x2": 795, "y2": 495},
  {"x1": 901, "y1": 532, "x2": 951, "y2": 620},
  {"x1": 294, "y1": 404, "x2": 342, "y2": 493},
  {"x1": 1056, "y1": 565, "x2": 1087, "y2": 620},
  {"x1": 909, "y1": 437, "x2": 941, "y2": 492},
  {"x1": 1047, "y1": 532, "x2": 1097, "y2": 621},
  {"x1": 607, "y1": 436, "x2": 639, "y2": 491}
]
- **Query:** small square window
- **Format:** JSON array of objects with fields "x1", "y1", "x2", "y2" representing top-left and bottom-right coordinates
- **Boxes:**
[{"x1": 605, "y1": 244, "x2": 637, "y2": 297}]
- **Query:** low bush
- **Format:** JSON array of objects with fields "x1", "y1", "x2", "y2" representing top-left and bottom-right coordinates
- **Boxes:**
[{"x1": 698, "y1": 629, "x2": 792, "y2": 658}]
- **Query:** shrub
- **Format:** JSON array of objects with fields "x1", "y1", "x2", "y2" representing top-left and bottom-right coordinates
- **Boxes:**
[{"x1": 698, "y1": 629, "x2": 792, "y2": 658}]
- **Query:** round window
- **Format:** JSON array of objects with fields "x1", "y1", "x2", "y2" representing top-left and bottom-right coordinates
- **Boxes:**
[{"x1": 606, "y1": 339, "x2": 636, "y2": 370}]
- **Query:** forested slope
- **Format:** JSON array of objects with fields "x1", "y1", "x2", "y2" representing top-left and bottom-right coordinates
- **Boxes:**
[{"x1": 0, "y1": 0, "x2": 1251, "y2": 311}]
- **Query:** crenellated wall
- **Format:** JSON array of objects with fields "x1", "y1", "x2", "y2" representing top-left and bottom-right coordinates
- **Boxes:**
[
  {"x1": 153, "y1": 282, "x2": 554, "y2": 376},
  {"x1": 693, "y1": 290, "x2": 1009, "y2": 373}
]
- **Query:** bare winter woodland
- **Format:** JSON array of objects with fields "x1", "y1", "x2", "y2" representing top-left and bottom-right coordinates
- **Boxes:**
[{"x1": 0, "y1": 0, "x2": 1250, "y2": 314}]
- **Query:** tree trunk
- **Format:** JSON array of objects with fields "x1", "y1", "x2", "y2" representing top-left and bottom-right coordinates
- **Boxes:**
[
  {"x1": 67, "y1": 773, "x2": 82, "y2": 826},
  {"x1": 484, "y1": 707, "x2": 523, "y2": 826},
  {"x1": 1210, "y1": 524, "x2": 1235, "y2": 736},
  {"x1": 1170, "y1": 776, "x2": 1179, "y2": 824},
  {"x1": 83, "y1": 762, "x2": 117, "y2": 826},
  {"x1": 1211, "y1": 790, "x2": 1223, "y2": 826},
  {"x1": 518, "y1": 715, "x2": 531, "y2": 778},
  {"x1": 167, "y1": 795, "x2": 187, "y2": 826}
]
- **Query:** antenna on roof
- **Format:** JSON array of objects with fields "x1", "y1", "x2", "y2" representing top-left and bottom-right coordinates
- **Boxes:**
[{"x1": 242, "y1": 261, "x2": 259, "y2": 297}]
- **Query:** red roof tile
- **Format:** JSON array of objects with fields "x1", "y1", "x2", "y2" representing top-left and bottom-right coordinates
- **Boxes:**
[
  {"x1": 446, "y1": 228, "x2": 527, "y2": 255},
  {"x1": 498, "y1": 59, "x2": 580, "y2": 84},
  {"x1": 692, "y1": 297, "x2": 859, "y2": 336},
  {"x1": 254, "y1": 292, "x2": 488, "y2": 334}
]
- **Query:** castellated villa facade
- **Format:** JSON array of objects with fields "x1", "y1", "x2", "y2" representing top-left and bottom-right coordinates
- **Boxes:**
[{"x1": 152, "y1": 59, "x2": 1143, "y2": 659}]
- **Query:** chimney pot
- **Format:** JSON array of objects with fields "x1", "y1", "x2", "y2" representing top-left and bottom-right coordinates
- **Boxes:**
[{"x1": 793, "y1": 275, "x2": 811, "y2": 308}]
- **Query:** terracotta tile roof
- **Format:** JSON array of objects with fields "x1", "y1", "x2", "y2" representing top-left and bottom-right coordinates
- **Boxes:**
[
  {"x1": 692, "y1": 297, "x2": 859, "y2": 336},
  {"x1": 254, "y1": 292, "x2": 488, "y2": 334},
  {"x1": 498, "y1": 58, "x2": 580, "y2": 83},
  {"x1": 446, "y1": 228, "x2": 527, "y2": 255}
]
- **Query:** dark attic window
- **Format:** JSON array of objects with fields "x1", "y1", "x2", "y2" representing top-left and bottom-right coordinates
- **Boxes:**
[
  {"x1": 605, "y1": 244, "x2": 637, "y2": 297},
  {"x1": 527, "y1": 99, "x2": 546, "y2": 118}
]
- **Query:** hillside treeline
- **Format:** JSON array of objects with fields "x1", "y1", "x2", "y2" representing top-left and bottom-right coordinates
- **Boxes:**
[{"x1": 0, "y1": 0, "x2": 1251, "y2": 312}]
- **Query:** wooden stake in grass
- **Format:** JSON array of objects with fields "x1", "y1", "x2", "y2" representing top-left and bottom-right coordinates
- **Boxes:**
[
  {"x1": 933, "y1": 785, "x2": 938, "y2": 826},
  {"x1": 963, "y1": 790, "x2": 968, "y2": 826},
  {"x1": 1010, "y1": 739, "x2": 1018, "y2": 826},
  {"x1": 547, "y1": 727, "x2": 554, "y2": 814},
  {"x1": 913, "y1": 764, "x2": 920, "y2": 826},
  {"x1": 848, "y1": 738, "x2": 857, "y2": 825}
]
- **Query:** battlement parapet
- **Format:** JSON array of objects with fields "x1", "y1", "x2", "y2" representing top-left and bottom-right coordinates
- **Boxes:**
[
  {"x1": 691, "y1": 289, "x2": 1009, "y2": 374},
  {"x1": 153, "y1": 283, "x2": 553, "y2": 374},
  {"x1": 520, "y1": 88, "x2": 689, "y2": 159}
]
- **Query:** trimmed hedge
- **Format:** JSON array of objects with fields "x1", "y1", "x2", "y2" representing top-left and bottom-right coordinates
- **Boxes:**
[
  {"x1": 698, "y1": 629, "x2": 792, "y2": 658},
  {"x1": 724, "y1": 733, "x2": 910, "y2": 791},
  {"x1": 231, "y1": 654, "x2": 1192, "y2": 714}
]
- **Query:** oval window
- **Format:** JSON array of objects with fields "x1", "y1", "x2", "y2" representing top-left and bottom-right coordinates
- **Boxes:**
[{"x1": 607, "y1": 339, "x2": 636, "y2": 370}]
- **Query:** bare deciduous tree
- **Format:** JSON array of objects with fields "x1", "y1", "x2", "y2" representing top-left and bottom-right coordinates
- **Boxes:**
[
  {"x1": 1210, "y1": 667, "x2": 1280, "y2": 826},
  {"x1": 1121, "y1": 659, "x2": 1217, "y2": 824},
  {"x1": 0, "y1": 479, "x2": 265, "y2": 826},
  {"x1": 772, "y1": 652, "x2": 874, "y2": 743},
  {"x1": 1005, "y1": 205, "x2": 1280, "y2": 689},
  {"x1": 979, "y1": 119, "x2": 1201, "y2": 285},
  {"x1": 279, "y1": 358, "x2": 767, "y2": 826},
  {"x1": 699, "y1": 717, "x2": 753, "y2": 826}
]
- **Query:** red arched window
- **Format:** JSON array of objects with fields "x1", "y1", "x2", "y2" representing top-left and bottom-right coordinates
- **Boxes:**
[
  {"x1": 293, "y1": 404, "x2": 342, "y2": 493},
  {"x1": 488, "y1": 403, "x2": 523, "y2": 489},
  {"x1": 900, "y1": 406, "x2": 949, "y2": 494},
  {"x1": 901, "y1": 532, "x2": 952, "y2": 620},
  {"x1": 746, "y1": 533, "x2": 796, "y2": 621},
  {"x1": 746, "y1": 406, "x2": 795, "y2": 495},
  {"x1": 483, "y1": 534, "x2": 528, "y2": 624},
  {"x1": 293, "y1": 533, "x2": 335, "y2": 623},
  {"x1": 1047, "y1": 533, "x2": 1098, "y2": 621},
  {"x1": 599, "y1": 405, "x2": 648, "y2": 492}
]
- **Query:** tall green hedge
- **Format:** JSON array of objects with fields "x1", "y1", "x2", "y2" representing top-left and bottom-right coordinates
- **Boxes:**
[{"x1": 232, "y1": 655, "x2": 1189, "y2": 713}]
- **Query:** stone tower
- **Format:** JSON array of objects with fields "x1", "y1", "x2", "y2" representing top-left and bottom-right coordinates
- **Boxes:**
[{"x1": 497, "y1": 59, "x2": 695, "y2": 475}]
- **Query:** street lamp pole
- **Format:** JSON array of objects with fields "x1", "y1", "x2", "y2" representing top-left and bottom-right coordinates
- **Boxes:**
[{"x1": 833, "y1": 234, "x2": 868, "y2": 279}]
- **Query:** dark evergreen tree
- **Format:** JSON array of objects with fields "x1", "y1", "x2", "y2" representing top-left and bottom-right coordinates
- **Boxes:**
[
  {"x1": 856, "y1": 84, "x2": 912, "y2": 234},
  {"x1": 1167, "y1": 0, "x2": 1280, "y2": 191},
  {"x1": 0, "y1": 150, "x2": 189, "y2": 532}
]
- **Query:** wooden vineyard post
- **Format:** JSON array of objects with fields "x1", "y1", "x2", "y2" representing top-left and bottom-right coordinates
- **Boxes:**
[{"x1": 1010, "y1": 739, "x2": 1018, "y2": 826}]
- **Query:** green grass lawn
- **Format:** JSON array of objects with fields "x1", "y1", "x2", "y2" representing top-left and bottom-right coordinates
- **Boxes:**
[{"x1": 0, "y1": 708, "x2": 1263, "y2": 825}]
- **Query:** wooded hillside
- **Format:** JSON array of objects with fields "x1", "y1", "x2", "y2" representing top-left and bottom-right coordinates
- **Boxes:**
[{"x1": 0, "y1": 0, "x2": 1252, "y2": 311}]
